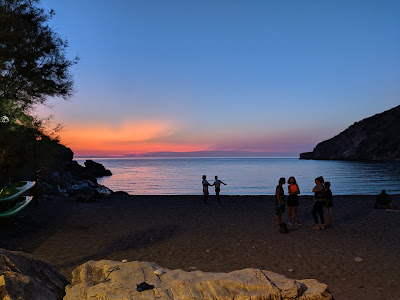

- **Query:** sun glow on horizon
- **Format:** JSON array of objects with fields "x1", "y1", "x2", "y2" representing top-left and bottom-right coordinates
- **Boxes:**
[{"x1": 59, "y1": 120, "x2": 211, "y2": 156}]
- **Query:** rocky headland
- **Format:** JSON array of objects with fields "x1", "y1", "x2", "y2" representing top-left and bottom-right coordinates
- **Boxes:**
[{"x1": 300, "y1": 105, "x2": 400, "y2": 161}]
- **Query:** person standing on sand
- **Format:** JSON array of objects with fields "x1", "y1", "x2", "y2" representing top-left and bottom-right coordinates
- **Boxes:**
[
  {"x1": 287, "y1": 176, "x2": 301, "y2": 225},
  {"x1": 202, "y1": 175, "x2": 212, "y2": 204},
  {"x1": 275, "y1": 177, "x2": 286, "y2": 226},
  {"x1": 212, "y1": 176, "x2": 227, "y2": 205},
  {"x1": 374, "y1": 190, "x2": 392, "y2": 209},
  {"x1": 324, "y1": 181, "x2": 333, "y2": 228},
  {"x1": 312, "y1": 176, "x2": 325, "y2": 230}
]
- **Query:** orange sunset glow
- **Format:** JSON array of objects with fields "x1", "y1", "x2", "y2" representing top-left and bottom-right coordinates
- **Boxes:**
[{"x1": 59, "y1": 121, "x2": 209, "y2": 156}]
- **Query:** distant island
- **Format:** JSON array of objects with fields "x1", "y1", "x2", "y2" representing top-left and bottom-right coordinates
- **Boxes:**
[{"x1": 300, "y1": 105, "x2": 400, "y2": 161}]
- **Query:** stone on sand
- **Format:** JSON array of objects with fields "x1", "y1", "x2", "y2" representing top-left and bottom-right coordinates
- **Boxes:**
[
  {"x1": 0, "y1": 248, "x2": 68, "y2": 300},
  {"x1": 64, "y1": 260, "x2": 332, "y2": 299}
]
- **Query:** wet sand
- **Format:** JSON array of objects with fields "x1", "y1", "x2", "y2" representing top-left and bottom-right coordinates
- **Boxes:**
[{"x1": 1, "y1": 194, "x2": 399, "y2": 299}]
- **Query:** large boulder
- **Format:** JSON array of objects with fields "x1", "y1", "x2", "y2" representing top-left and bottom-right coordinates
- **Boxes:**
[
  {"x1": 60, "y1": 171, "x2": 73, "y2": 185},
  {"x1": 41, "y1": 181, "x2": 58, "y2": 195},
  {"x1": 63, "y1": 161, "x2": 98, "y2": 184},
  {"x1": 64, "y1": 260, "x2": 332, "y2": 300},
  {"x1": 84, "y1": 160, "x2": 112, "y2": 177},
  {"x1": 48, "y1": 171, "x2": 63, "y2": 186},
  {"x1": 0, "y1": 248, "x2": 68, "y2": 300}
]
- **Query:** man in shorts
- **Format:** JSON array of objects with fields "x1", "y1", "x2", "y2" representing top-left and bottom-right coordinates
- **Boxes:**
[{"x1": 213, "y1": 176, "x2": 227, "y2": 204}]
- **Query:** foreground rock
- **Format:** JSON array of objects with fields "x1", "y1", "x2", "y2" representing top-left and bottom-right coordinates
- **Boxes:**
[
  {"x1": 0, "y1": 248, "x2": 68, "y2": 300},
  {"x1": 300, "y1": 105, "x2": 400, "y2": 161},
  {"x1": 65, "y1": 260, "x2": 332, "y2": 300}
]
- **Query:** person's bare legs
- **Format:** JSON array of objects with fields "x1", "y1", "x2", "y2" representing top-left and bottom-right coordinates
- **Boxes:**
[
  {"x1": 327, "y1": 211, "x2": 331, "y2": 227},
  {"x1": 288, "y1": 206, "x2": 293, "y2": 224},
  {"x1": 293, "y1": 206, "x2": 299, "y2": 223},
  {"x1": 203, "y1": 193, "x2": 208, "y2": 204},
  {"x1": 276, "y1": 215, "x2": 281, "y2": 225}
]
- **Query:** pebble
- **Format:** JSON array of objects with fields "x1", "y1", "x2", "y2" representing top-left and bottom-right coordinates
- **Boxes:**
[
  {"x1": 355, "y1": 257, "x2": 364, "y2": 262},
  {"x1": 154, "y1": 268, "x2": 166, "y2": 276},
  {"x1": 121, "y1": 259, "x2": 128, "y2": 263},
  {"x1": 288, "y1": 268, "x2": 295, "y2": 272}
]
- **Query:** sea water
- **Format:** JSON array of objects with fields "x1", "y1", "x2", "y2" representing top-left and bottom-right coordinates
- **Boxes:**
[{"x1": 76, "y1": 157, "x2": 400, "y2": 195}]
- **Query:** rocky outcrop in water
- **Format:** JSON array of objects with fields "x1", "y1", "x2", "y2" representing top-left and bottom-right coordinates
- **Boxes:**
[
  {"x1": 300, "y1": 105, "x2": 400, "y2": 161},
  {"x1": 64, "y1": 260, "x2": 332, "y2": 300},
  {"x1": 84, "y1": 159, "x2": 112, "y2": 177},
  {"x1": 0, "y1": 248, "x2": 68, "y2": 300}
]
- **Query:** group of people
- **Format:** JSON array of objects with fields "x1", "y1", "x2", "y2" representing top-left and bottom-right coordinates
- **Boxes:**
[
  {"x1": 201, "y1": 175, "x2": 334, "y2": 231},
  {"x1": 202, "y1": 175, "x2": 227, "y2": 204},
  {"x1": 275, "y1": 176, "x2": 333, "y2": 231}
]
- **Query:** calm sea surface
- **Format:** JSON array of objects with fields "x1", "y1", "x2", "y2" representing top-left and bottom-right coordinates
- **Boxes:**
[{"x1": 76, "y1": 158, "x2": 400, "y2": 195}]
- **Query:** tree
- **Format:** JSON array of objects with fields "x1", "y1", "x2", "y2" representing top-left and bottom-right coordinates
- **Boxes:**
[
  {"x1": 0, "y1": 0, "x2": 78, "y2": 116},
  {"x1": 0, "y1": 0, "x2": 78, "y2": 184}
]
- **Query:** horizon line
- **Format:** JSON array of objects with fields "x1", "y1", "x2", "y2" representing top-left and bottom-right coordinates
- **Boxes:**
[{"x1": 74, "y1": 150, "x2": 302, "y2": 159}]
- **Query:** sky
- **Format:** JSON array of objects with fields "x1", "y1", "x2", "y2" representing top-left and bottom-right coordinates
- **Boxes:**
[{"x1": 38, "y1": 0, "x2": 400, "y2": 157}]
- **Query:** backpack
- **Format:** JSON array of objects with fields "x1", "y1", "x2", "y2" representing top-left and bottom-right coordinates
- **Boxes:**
[{"x1": 315, "y1": 184, "x2": 329, "y2": 201}]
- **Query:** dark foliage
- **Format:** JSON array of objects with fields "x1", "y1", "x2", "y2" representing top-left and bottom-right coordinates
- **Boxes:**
[
  {"x1": 0, "y1": 0, "x2": 78, "y2": 185},
  {"x1": 0, "y1": 0, "x2": 78, "y2": 113}
]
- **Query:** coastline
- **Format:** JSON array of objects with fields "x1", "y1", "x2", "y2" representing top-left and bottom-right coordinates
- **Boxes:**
[{"x1": 1, "y1": 194, "x2": 399, "y2": 299}]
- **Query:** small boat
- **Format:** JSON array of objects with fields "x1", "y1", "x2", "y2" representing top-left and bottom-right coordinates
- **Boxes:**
[
  {"x1": 0, "y1": 181, "x2": 36, "y2": 202},
  {"x1": 0, "y1": 196, "x2": 33, "y2": 218},
  {"x1": 0, "y1": 181, "x2": 36, "y2": 218}
]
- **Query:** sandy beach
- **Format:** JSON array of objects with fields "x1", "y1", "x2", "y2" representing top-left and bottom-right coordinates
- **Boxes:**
[{"x1": 1, "y1": 193, "x2": 399, "y2": 300}]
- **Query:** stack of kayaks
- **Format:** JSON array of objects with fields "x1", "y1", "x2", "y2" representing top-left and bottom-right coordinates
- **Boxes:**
[{"x1": 0, "y1": 181, "x2": 36, "y2": 218}]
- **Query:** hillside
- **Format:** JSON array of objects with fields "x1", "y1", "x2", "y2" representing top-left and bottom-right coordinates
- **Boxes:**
[{"x1": 300, "y1": 105, "x2": 400, "y2": 161}]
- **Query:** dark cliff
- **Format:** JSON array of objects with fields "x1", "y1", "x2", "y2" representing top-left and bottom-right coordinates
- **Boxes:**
[{"x1": 300, "y1": 105, "x2": 400, "y2": 161}]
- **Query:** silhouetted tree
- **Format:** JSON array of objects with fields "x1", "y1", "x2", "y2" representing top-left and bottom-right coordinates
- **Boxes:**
[
  {"x1": 0, "y1": 0, "x2": 78, "y2": 184},
  {"x1": 0, "y1": 0, "x2": 78, "y2": 117}
]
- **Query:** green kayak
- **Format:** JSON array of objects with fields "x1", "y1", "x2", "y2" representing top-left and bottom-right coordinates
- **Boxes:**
[
  {"x1": 0, "y1": 181, "x2": 36, "y2": 202},
  {"x1": 0, "y1": 196, "x2": 33, "y2": 218}
]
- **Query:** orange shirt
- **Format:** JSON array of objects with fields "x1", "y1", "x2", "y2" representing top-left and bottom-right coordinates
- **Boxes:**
[{"x1": 289, "y1": 184, "x2": 298, "y2": 193}]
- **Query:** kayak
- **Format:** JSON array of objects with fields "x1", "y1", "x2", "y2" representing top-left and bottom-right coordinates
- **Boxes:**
[
  {"x1": 0, "y1": 196, "x2": 33, "y2": 218},
  {"x1": 0, "y1": 181, "x2": 36, "y2": 202}
]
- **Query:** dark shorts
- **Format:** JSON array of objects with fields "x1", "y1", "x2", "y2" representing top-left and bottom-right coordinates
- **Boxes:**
[
  {"x1": 215, "y1": 187, "x2": 220, "y2": 195},
  {"x1": 275, "y1": 204, "x2": 285, "y2": 216},
  {"x1": 287, "y1": 195, "x2": 299, "y2": 207}
]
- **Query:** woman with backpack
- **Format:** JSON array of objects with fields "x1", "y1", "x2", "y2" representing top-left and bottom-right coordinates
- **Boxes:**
[{"x1": 312, "y1": 176, "x2": 325, "y2": 230}]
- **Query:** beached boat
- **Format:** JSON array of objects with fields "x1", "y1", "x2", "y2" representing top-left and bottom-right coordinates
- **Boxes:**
[
  {"x1": 0, "y1": 196, "x2": 33, "y2": 218},
  {"x1": 0, "y1": 181, "x2": 36, "y2": 218},
  {"x1": 0, "y1": 181, "x2": 36, "y2": 202}
]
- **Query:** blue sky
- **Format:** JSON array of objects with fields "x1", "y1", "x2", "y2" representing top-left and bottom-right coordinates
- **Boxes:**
[{"x1": 39, "y1": 0, "x2": 400, "y2": 156}]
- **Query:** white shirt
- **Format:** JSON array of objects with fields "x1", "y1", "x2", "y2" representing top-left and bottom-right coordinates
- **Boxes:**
[
  {"x1": 202, "y1": 180, "x2": 209, "y2": 192},
  {"x1": 214, "y1": 180, "x2": 222, "y2": 188}
]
